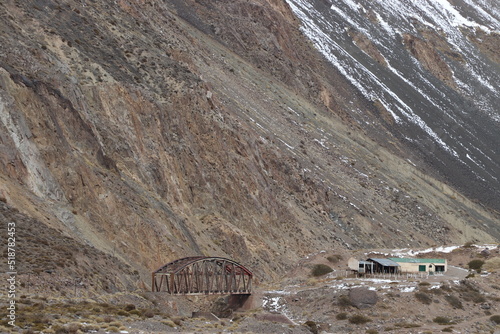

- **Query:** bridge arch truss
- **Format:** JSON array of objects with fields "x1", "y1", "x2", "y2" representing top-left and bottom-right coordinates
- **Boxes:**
[{"x1": 152, "y1": 257, "x2": 253, "y2": 295}]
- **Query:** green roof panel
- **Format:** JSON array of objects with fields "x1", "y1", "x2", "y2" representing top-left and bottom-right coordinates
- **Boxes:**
[{"x1": 388, "y1": 258, "x2": 446, "y2": 264}]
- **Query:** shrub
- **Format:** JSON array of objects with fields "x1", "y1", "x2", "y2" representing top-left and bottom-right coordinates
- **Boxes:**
[
  {"x1": 81, "y1": 324, "x2": 99, "y2": 332},
  {"x1": 103, "y1": 316, "x2": 114, "y2": 323},
  {"x1": 415, "y1": 292, "x2": 432, "y2": 305},
  {"x1": 348, "y1": 314, "x2": 371, "y2": 324},
  {"x1": 311, "y1": 264, "x2": 333, "y2": 277},
  {"x1": 395, "y1": 322, "x2": 421, "y2": 328},
  {"x1": 65, "y1": 323, "x2": 80, "y2": 334},
  {"x1": 433, "y1": 316, "x2": 454, "y2": 325},
  {"x1": 366, "y1": 330, "x2": 378, "y2": 334},
  {"x1": 490, "y1": 315, "x2": 500, "y2": 324},
  {"x1": 54, "y1": 325, "x2": 75, "y2": 334},
  {"x1": 337, "y1": 295, "x2": 352, "y2": 308},
  {"x1": 336, "y1": 312, "x2": 348, "y2": 320},
  {"x1": 124, "y1": 304, "x2": 136, "y2": 311},
  {"x1": 442, "y1": 327, "x2": 454, "y2": 332},
  {"x1": 428, "y1": 287, "x2": 443, "y2": 295},
  {"x1": 468, "y1": 259, "x2": 485, "y2": 273},
  {"x1": 327, "y1": 254, "x2": 342, "y2": 263},
  {"x1": 143, "y1": 310, "x2": 155, "y2": 318},
  {"x1": 304, "y1": 320, "x2": 318, "y2": 334}
]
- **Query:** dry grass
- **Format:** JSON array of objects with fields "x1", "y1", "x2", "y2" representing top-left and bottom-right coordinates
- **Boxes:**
[
  {"x1": 0, "y1": 298, "x2": 171, "y2": 332},
  {"x1": 161, "y1": 320, "x2": 176, "y2": 327}
]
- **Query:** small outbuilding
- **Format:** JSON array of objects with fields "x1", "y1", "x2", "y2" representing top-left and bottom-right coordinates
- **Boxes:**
[
  {"x1": 348, "y1": 258, "x2": 375, "y2": 274},
  {"x1": 388, "y1": 258, "x2": 447, "y2": 273}
]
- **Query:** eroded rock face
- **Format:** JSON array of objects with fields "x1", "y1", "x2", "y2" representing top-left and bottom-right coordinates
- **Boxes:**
[
  {"x1": 402, "y1": 34, "x2": 457, "y2": 89},
  {"x1": 348, "y1": 29, "x2": 388, "y2": 66},
  {"x1": 349, "y1": 287, "x2": 378, "y2": 309}
]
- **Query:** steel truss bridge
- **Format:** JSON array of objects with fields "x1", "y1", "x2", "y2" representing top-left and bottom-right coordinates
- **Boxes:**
[{"x1": 152, "y1": 257, "x2": 253, "y2": 295}]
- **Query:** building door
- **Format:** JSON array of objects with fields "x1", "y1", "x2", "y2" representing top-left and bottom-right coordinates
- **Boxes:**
[{"x1": 419, "y1": 265, "x2": 426, "y2": 272}]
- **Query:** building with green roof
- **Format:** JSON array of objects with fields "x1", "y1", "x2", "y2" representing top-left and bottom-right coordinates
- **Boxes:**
[{"x1": 388, "y1": 257, "x2": 447, "y2": 273}]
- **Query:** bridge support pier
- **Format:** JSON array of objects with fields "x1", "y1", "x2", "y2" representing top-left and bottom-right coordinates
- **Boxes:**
[{"x1": 227, "y1": 294, "x2": 251, "y2": 310}]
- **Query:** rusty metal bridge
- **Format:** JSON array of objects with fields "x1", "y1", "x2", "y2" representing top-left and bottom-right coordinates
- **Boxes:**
[{"x1": 152, "y1": 257, "x2": 253, "y2": 295}]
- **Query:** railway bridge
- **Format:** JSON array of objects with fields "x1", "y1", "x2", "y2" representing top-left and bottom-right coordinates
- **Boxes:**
[{"x1": 152, "y1": 256, "x2": 253, "y2": 295}]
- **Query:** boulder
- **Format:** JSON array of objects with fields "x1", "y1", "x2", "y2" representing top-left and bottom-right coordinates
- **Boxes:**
[{"x1": 349, "y1": 287, "x2": 378, "y2": 309}]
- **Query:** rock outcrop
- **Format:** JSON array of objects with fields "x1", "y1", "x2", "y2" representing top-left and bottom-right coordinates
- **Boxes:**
[{"x1": 349, "y1": 287, "x2": 378, "y2": 309}]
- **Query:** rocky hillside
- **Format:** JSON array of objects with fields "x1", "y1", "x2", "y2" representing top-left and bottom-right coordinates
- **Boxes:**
[{"x1": 0, "y1": 0, "x2": 499, "y2": 292}]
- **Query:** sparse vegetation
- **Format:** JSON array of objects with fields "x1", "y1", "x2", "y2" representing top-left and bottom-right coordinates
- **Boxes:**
[
  {"x1": 415, "y1": 291, "x2": 432, "y2": 305},
  {"x1": 311, "y1": 264, "x2": 333, "y2": 277},
  {"x1": 457, "y1": 284, "x2": 486, "y2": 303},
  {"x1": 444, "y1": 294, "x2": 463, "y2": 309},
  {"x1": 394, "y1": 322, "x2": 421, "y2": 328},
  {"x1": 484, "y1": 257, "x2": 500, "y2": 272}
]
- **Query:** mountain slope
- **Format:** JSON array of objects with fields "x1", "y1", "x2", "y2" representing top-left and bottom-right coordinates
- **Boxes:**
[
  {"x1": 0, "y1": 0, "x2": 499, "y2": 291},
  {"x1": 286, "y1": 0, "x2": 500, "y2": 211}
]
